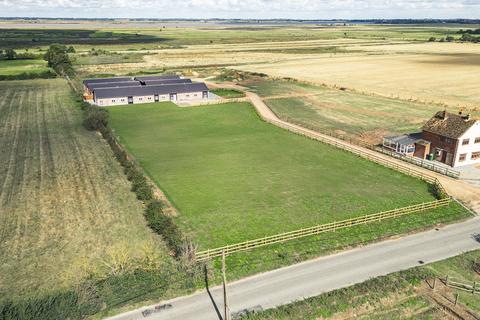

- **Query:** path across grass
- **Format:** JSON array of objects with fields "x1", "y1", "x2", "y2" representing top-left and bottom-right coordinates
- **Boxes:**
[{"x1": 108, "y1": 102, "x2": 452, "y2": 249}]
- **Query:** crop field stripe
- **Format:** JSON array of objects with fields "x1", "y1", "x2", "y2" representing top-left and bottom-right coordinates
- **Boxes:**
[{"x1": 1, "y1": 90, "x2": 26, "y2": 205}]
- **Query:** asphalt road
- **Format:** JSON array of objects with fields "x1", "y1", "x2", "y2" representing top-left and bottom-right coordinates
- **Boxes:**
[{"x1": 108, "y1": 216, "x2": 480, "y2": 320}]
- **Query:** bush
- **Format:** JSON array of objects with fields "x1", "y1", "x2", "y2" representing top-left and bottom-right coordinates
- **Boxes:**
[
  {"x1": 428, "y1": 37, "x2": 436, "y2": 42},
  {"x1": 83, "y1": 106, "x2": 109, "y2": 131},
  {"x1": 145, "y1": 201, "x2": 184, "y2": 257},
  {"x1": 0, "y1": 289, "x2": 100, "y2": 320},
  {"x1": 430, "y1": 182, "x2": 448, "y2": 200},
  {"x1": 134, "y1": 183, "x2": 153, "y2": 201}
]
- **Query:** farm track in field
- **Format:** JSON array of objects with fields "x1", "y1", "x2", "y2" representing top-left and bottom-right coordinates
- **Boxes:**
[{"x1": 0, "y1": 79, "x2": 171, "y2": 299}]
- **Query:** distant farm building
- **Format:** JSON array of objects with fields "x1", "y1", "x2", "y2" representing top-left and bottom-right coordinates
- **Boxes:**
[
  {"x1": 383, "y1": 110, "x2": 480, "y2": 168},
  {"x1": 83, "y1": 75, "x2": 209, "y2": 106}
]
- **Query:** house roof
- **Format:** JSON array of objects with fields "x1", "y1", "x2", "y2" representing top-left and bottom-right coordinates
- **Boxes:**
[
  {"x1": 144, "y1": 79, "x2": 192, "y2": 86},
  {"x1": 83, "y1": 77, "x2": 132, "y2": 85},
  {"x1": 87, "y1": 81, "x2": 141, "y2": 91},
  {"x1": 94, "y1": 82, "x2": 209, "y2": 99},
  {"x1": 134, "y1": 75, "x2": 180, "y2": 82},
  {"x1": 422, "y1": 111, "x2": 477, "y2": 139},
  {"x1": 384, "y1": 133, "x2": 423, "y2": 146}
]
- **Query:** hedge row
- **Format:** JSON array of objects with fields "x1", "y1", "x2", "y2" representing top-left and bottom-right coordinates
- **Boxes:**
[
  {"x1": 80, "y1": 101, "x2": 185, "y2": 257},
  {"x1": 0, "y1": 70, "x2": 57, "y2": 81}
]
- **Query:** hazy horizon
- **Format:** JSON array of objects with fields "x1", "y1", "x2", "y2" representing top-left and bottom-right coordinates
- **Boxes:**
[{"x1": 1, "y1": 0, "x2": 479, "y2": 20}]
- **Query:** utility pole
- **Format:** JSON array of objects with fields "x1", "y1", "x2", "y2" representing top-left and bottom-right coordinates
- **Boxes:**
[{"x1": 222, "y1": 250, "x2": 230, "y2": 320}]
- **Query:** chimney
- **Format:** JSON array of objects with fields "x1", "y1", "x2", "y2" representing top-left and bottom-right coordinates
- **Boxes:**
[{"x1": 439, "y1": 110, "x2": 448, "y2": 120}]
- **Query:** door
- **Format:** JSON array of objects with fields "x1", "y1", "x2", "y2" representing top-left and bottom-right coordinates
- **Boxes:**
[
  {"x1": 169, "y1": 93, "x2": 177, "y2": 101},
  {"x1": 128, "y1": 96, "x2": 133, "y2": 104},
  {"x1": 202, "y1": 91, "x2": 208, "y2": 99},
  {"x1": 440, "y1": 150, "x2": 448, "y2": 163},
  {"x1": 154, "y1": 94, "x2": 159, "y2": 102}
]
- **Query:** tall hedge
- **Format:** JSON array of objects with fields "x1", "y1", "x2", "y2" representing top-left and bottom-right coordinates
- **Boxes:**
[{"x1": 145, "y1": 201, "x2": 184, "y2": 257}]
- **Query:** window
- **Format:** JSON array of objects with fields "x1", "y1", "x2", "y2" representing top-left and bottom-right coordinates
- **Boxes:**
[
  {"x1": 440, "y1": 136, "x2": 453, "y2": 144},
  {"x1": 472, "y1": 152, "x2": 480, "y2": 160},
  {"x1": 139, "y1": 98, "x2": 143, "y2": 101},
  {"x1": 406, "y1": 146, "x2": 415, "y2": 153},
  {"x1": 475, "y1": 137, "x2": 480, "y2": 144},
  {"x1": 459, "y1": 153, "x2": 467, "y2": 162},
  {"x1": 462, "y1": 139, "x2": 470, "y2": 146}
]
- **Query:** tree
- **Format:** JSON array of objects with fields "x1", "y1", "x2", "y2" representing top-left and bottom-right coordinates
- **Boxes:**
[
  {"x1": 5, "y1": 48, "x2": 17, "y2": 60},
  {"x1": 446, "y1": 36, "x2": 454, "y2": 42},
  {"x1": 67, "y1": 46, "x2": 76, "y2": 53},
  {"x1": 43, "y1": 44, "x2": 73, "y2": 75},
  {"x1": 428, "y1": 37, "x2": 436, "y2": 42}
]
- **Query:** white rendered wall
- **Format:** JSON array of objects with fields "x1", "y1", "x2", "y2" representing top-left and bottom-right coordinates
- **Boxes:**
[{"x1": 453, "y1": 121, "x2": 480, "y2": 167}]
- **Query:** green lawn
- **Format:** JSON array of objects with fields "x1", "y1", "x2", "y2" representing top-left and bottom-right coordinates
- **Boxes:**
[
  {"x1": 109, "y1": 102, "x2": 448, "y2": 249},
  {"x1": 0, "y1": 59, "x2": 50, "y2": 75},
  {"x1": 210, "y1": 88, "x2": 245, "y2": 98},
  {"x1": 241, "y1": 76, "x2": 445, "y2": 141}
]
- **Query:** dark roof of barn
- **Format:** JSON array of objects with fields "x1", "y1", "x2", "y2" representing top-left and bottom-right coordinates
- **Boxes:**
[
  {"x1": 87, "y1": 81, "x2": 142, "y2": 91},
  {"x1": 134, "y1": 75, "x2": 180, "y2": 82},
  {"x1": 144, "y1": 79, "x2": 192, "y2": 86},
  {"x1": 422, "y1": 111, "x2": 477, "y2": 139},
  {"x1": 94, "y1": 82, "x2": 208, "y2": 99},
  {"x1": 83, "y1": 77, "x2": 132, "y2": 85}
]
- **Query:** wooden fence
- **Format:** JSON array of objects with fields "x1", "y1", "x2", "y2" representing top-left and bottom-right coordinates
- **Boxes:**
[
  {"x1": 445, "y1": 275, "x2": 480, "y2": 295},
  {"x1": 274, "y1": 115, "x2": 461, "y2": 179},
  {"x1": 264, "y1": 117, "x2": 440, "y2": 185},
  {"x1": 196, "y1": 198, "x2": 451, "y2": 261}
]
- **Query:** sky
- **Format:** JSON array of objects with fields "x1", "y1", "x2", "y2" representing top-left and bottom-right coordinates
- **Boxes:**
[{"x1": 1, "y1": 0, "x2": 479, "y2": 19}]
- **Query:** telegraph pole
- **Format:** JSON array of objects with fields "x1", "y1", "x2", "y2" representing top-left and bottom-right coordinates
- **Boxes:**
[{"x1": 222, "y1": 250, "x2": 230, "y2": 320}]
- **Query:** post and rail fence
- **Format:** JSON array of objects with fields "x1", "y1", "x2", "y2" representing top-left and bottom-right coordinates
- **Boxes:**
[
  {"x1": 272, "y1": 116, "x2": 461, "y2": 179},
  {"x1": 196, "y1": 197, "x2": 451, "y2": 261},
  {"x1": 194, "y1": 106, "x2": 454, "y2": 262},
  {"x1": 444, "y1": 275, "x2": 480, "y2": 295}
]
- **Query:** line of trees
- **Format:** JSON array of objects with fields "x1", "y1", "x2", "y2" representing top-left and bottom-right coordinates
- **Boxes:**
[
  {"x1": 0, "y1": 49, "x2": 38, "y2": 60},
  {"x1": 43, "y1": 44, "x2": 76, "y2": 75}
]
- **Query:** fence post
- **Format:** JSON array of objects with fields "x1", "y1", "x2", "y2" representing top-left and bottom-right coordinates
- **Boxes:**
[
  {"x1": 473, "y1": 282, "x2": 476, "y2": 295},
  {"x1": 454, "y1": 293, "x2": 459, "y2": 306},
  {"x1": 433, "y1": 278, "x2": 436, "y2": 290},
  {"x1": 445, "y1": 275, "x2": 449, "y2": 286}
]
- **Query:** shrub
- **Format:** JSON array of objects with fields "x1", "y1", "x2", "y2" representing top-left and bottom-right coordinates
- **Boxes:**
[
  {"x1": 428, "y1": 37, "x2": 436, "y2": 42},
  {"x1": 134, "y1": 183, "x2": 153, "y2": 201},
  {"x1": 430, "y1": 182, "x2": 448, "y2": 200},
  {"x1": 145, "y1": 201, "x2": 183, "y2": 257},
  {"x1": 0, "y1": 289, "x2": 100, "y2": 320},
  {"x1": 83, "y1": 107, "x2": 109, "y2": 131}
]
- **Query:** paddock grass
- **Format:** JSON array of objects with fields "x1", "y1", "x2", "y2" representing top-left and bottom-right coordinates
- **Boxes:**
[
  {"x1": 108, "y1": 101, "x2": 463, "y2": 250},
  {"x1": 210, "y1": 88, "x2": 245, "y2": 98},
  {"x1": 0, "y1": 59, "x2": 50, "y2": 75},
  {"x1": 240, "y1": 76, "x2": 472, "y2": 143}
]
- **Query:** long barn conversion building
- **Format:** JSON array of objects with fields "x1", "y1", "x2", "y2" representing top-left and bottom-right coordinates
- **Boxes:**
[{"x1": 83, "y1": 75, "x2": 209, "y2": 106}]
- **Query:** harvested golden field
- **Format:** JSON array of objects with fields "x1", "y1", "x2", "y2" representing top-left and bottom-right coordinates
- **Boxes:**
[
  {"x1": 77, "y1": 38, "x2": 390, "y2": 74},
  {"x1": 237, "y1": 46, "x2": 480, "y2": 108},
  {"x1": 0, "y1": 79, "x2": 171, "y2": 299}
]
